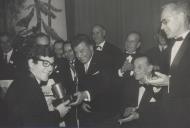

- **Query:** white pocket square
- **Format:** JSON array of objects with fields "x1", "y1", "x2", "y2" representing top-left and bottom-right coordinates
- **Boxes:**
[
  {"x1": 92, "y1": 71, "x2": 100, "y2": 76},
  {"x1": 149, "y1": 97, "x2": 156, "y2": 102}
]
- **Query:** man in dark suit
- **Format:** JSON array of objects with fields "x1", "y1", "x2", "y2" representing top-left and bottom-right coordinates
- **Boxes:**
[
  {"x1": 0, "y1": 32, "x2": 18, "y2": 79},
  {"x1": 117, "y1": 32, "x2": 142, "y2": 78},
  {"x1": 5, "y1": 45, "x2": 70, "y2": 127},
  {"x1": 70, "y1": 34, "x2": 119, "y2": 128},
  {"x1": 92, "y1": 24, "x2": 123, "y2": 70},
  {"x1": 52, "y1": 40, "x2": 81, "y2": 127},
  {"x1": 119, "y1": 55, "x2": 165, "y2": 128},
  {"x1": 146, "y1": 30, "x2": 169, "y2": 74},
  {"x1": 146, "y1": 1, "x2": 190, "y2": 128}
]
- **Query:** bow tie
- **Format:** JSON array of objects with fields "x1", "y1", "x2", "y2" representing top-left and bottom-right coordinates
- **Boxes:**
[
  {"x1": 125, "y1": 51, "x2": 136, "y2": 55},
  {"x1": 173, "y1": 37, "x2": 183, "y2": 42},
  {"x1": 139, "y1": 84, "x2": 148, "y2": 88},
  {"x1": 96, "y1": 46, "x2": 103, "y2": 51},
  {"x1": 40, "y1": 81, "x2": 47, "y2": 87},
  {"x1": 69, "y1": 60, "x2": 75, "y2": 65}
]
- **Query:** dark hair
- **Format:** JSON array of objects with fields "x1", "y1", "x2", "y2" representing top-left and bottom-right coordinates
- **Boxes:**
[
  {"x1": 53, "y1": 39, "x2": 65, "y2": 47},
  {"x1": 71, "y1": 34, "x2": 94, "y2": 49},
  {"x1": 27, "y1": 44, "x2": 54, "y2": 63},
  {"x1": 92, "y1": 24, "x2": 106, "y2": 32}
]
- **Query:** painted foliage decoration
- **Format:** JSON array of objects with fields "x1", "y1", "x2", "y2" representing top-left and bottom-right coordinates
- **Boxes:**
[{"x1": 16, "y1": 0, "x2": 62, "y2": 40}]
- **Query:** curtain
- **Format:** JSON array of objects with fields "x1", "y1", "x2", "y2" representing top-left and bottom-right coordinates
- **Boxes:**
[{"x1": 65, "y1": 0, "x2": 171, "y2": 52}]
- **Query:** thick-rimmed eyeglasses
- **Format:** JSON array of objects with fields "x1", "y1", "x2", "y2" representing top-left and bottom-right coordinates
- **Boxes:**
[{"x1": 37, "y1": 59, "x2": 55, "y2": 67}]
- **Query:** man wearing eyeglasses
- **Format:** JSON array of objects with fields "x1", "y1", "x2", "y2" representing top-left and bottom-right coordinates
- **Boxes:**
[{"x1": 5, "y1": 45, "x2": 70, "y2": 127}]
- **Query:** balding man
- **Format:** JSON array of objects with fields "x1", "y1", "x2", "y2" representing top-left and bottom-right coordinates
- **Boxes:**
[
  {"x1": 118, "y1": 32, "x2": 142, "y2": 78},
  {"x1": 92, "y1": 24, "x2": 123, "y2": 70},
  {"x1": 146, "y1": 1, "x2": 190, "y2": 128},
  {"x1": 119, "y1": 55, "x2": 164, "y2": 128}
]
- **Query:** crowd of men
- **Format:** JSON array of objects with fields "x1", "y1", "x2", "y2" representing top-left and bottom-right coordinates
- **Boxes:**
[{"x1": 0, "y1": 0, "x2": 190, "y2": 128}]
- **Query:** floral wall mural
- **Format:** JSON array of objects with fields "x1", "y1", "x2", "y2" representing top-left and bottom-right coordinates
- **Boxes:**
[{"x1": 5, "y1": 0, "x2": 67, "y2": 45}]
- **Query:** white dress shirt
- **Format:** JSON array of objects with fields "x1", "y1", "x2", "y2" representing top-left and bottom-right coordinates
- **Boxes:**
[
  {"x1": 137, "y1": 86, "x2": 146, "y2": 107},
  {"x1": 170, "y1": 30, "x2": 190, "y2": 65},
  {"x1": 4, "y1": 49, "x2": 13, "y2": 63},
  {"x1": 84, "y1": 56, "x2": 93, "y2": 73}
]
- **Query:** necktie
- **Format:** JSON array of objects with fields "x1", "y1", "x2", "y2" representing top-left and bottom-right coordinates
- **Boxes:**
[
  {"x1": 170, "y1": 37, "x2": 184, "y2": 46},
  {"x1": 69, "y1": 61, "x2": 78, "y2": 84}
]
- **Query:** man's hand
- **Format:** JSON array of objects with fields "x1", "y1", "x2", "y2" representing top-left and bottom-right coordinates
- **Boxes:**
[
  {"x1": 81, "y1": 102, "x2": 91, "y2": 112},
  {"x1": 121, "y1": 60, "x2": 133, "y2": 73},
  {"x1": 118, "y1": 111, "x2": 139, "y2": 125},
  {"x1": 145, "y1": 72, "x2": 170, "y2": 87},
  {"x1": 123, "y1": 107, "x2": 137, "y2": 117},
  {"x1": 69, "y1": 91, "x2": 88, "y2": 106},
  {"x1": 55, "y1": 100, "x2": 71, "y2": 118}
]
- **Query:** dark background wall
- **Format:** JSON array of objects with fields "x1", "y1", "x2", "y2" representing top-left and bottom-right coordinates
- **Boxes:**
[
  {"x1": 66, "y1": 0, "x2": 172, "y2": 52},
  {"x1": 0, "y1": 0, "x2": 172, "y2": 52}
]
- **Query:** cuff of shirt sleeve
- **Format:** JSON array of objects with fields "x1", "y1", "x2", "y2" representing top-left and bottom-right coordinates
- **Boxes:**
[
  {"x1": 84, "y1": 91, "x2": 91, "y2": 101},
  {"x1": 118, "y1": 69, "x2": 124, "y2": 77}
]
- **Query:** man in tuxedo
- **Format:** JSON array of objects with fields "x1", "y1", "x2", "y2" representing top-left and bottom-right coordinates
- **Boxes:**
[
  {"x1": 119, "y1": 55, "x2": 165, "y2": 128},
  {"x1": 92, "y1": 24, "x2": 123, "y2": 70},
  {"x1": 146, "y1": 30, "x2": 169, "y2": 74},
  {"x1": 0, "y1": 32, "x2": 18, "y2": 79},
  {"x1": 5, "y1": 45, "x2": 70, "y2": 127},
  {"x1": 70, "y1": 34, "x2": 118, "y2": 128},
  {"x1": 146, "y1": 1, "x2": 190, "y2": 128},
  {"x1": 118, "y1": 32, "x2": 142, "y2": 78}
]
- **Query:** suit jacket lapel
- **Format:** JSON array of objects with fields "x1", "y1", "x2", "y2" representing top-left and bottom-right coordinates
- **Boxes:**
[
  {"x1": 139, "y1": 86, "x2": 153, "y2": 108},
  {"x1": 170, "y1": 33, "x2": 190, "y2": 73},
  {"x1": 86, "y1": 55, "x2": 97, "y2": 75}
]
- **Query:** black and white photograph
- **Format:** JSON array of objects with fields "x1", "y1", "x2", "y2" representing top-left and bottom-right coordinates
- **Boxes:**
[{"x1": 0, "y1": 0, "x2": 190, "y2": 128}]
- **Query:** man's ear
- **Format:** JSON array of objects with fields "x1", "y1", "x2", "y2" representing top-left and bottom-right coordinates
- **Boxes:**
[
  {"x1": 28, "y1": 59, "x2": 34, "y2": 69},
  {"x1": 102, "y1": 29, "x2": 106, "y2": 38},
  {"x1": 137, "y1": 42, "x2": 141, "y2": 49}
]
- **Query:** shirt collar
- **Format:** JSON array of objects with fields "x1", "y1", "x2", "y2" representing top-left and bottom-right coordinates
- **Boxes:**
[
  {"x1": 84, "y1": 53, "x2": 93, "y2": 71},
  {"x1": 158, "y1": 44, "x2": 167, "y2": 50},
  {"x1": 4, "y1": 48, "x2": 13, "y2": 56},
  {"x1": 96, "y1": 40, "x2": 106, "y2": 48},
  {"x1": 175, "y1": 30, "x2": 190, "y2": 40}
]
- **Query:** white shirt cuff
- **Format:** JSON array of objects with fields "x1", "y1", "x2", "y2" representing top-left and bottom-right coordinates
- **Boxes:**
[
  {"x1": 84, "y1": 91, "x2": 91, "y2": 101},
  {"x1": 118, "y1": 69, "x2": 124, "y2": 77}
]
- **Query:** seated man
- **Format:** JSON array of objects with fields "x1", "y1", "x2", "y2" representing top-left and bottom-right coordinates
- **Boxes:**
[
  {"x1": 118, "y1": 31, "x2": 142, "y2": 78},
  {"x1": 119, "y1": 55, "x2": 166, "y2": 128},
  {"x1": 5, "y1": 45, "x2": 70, "y2": 127}
]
